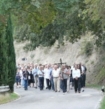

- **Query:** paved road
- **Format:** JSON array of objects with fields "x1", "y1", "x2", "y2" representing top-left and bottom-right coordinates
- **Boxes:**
[{"x1": 0, "y1": 87, "x2": 103, "y2": 109}]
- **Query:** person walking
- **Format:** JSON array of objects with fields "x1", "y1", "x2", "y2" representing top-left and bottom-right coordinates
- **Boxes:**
[
  {"x1": 32, "y1": 65, "x2": 39, "y2": 88},
  {"x1": 15, "y1": 69, "x2": 21, "y2": 88},
  {"x1": 28, "y1": 67, "x2": 34, "y2": 87},
  {"x1": 23, "y1": 68, "x2": 29, "y2": 90},
  {"x1": 52, "y1": 65, "x2": 60, "y2": 92},
  {"x1": 44, "y1": 65, "x2": 51, "y2": 90},
  {"x1": 60, "y1": 65, "x2": 69, "y2": 94},
  {"x1": 38, "y1": 66, "x2": 44, "y2": 90},
  {"x1": 72, "y1": 64, "x2": 81, "y2": 93},
  {"x1": 66, "y1": 65, "x2": 71, "y2": 92},
  {"x1": 81, "y1": 63, "x2": 87, "y2": 92}
]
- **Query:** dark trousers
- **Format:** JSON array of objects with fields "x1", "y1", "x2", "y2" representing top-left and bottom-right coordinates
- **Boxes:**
[
  {"x1": 39, "y1": 77, "x2": 44, "y2": 90},
  {"x1": 70, "y1": 77, "x2": 74, "y2": 87},
  {"x1": 51, "y1": 77, "x2": 54, "y2": 90},
  {"x1": 60, "y1": 80, "x2": 63, "y2": 90},
  {"x1": 74, "y1": 78, "x2": 81, "y2": 92},
  {"x1": 62, "y1": 79, "x2": 67, "y2": 93},
  {"x1": 24, "y1": 79, "x2": 28, "y2": 90},
  {"x1": 81, "y1": 74, "x2": 86, "y2": 88},
  {"x1": 46, "y1": 79, "x2": 51, "y2": 89}
]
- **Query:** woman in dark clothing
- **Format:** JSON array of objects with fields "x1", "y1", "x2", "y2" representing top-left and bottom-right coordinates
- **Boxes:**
[
  {"x1": 23, "y1": 68, "x2": 29, "y2": 90},
  {"x1": 15, "y1": 69, "x2": 21, "y2": 88},
  {"x1": 28, "y1": 68, "x2": 34, "y2": 87},
  {"x1": 78, "y1": 64, "x2": 82, "y2": 92}
]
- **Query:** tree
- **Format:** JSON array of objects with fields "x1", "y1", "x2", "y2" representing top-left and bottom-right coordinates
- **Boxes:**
[
  {"x1": 6, "y1": 14, "x2": 16, "y2": 92},
  {"x1": 83, "y1": 0, "x2": 105, "y2": 46},
  {"x1": 0, "y1": 0, "x2": 16, "y2": 92},
  {"x1": 14, "y1": 0, "x2": 87, "y2": 50},
  {"x1": 0, "y1": 23, "x2": 8, "y2": 85}
]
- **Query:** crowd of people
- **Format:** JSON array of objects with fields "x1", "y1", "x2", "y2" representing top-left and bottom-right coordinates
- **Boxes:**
[{"x1": 15, "y1": 63, "x2": 87, "y2": 94}]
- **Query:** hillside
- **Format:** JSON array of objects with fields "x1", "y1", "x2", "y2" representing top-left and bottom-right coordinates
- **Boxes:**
[{"x1": 14, "y1": 33, "x2": 105, "y2": 85}]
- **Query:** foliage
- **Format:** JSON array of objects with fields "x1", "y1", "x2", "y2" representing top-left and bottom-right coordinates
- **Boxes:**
[
  {"x1": 83, "y1": 0, "x2": 105, "y2": 46},
  {"x1": 0, "y1": 15, "x2": 16, "y2": 92},
  {"x1": 0, "y1": 0, "x2": 105, "y2": 51},
  {"x1": 100, "y1": 97, "x2": 105, "y2": 109},
  {"x1": 6, "y1": 14, "x2": 16, "y2": 92},
  {"x1": 84, "y1": 41, "x2": 93, "y2": 56},
  {"x1": 0, "y1": 93, "x2": 19, "y2": 104},
  {"x1": 0, "y1": 0, "x2": 16, "y2": 91},
  {"x1": 0, "y1": 23, "x2": 8, "y2": 85},
  {"x1": 95, "y1": 67, "x2": 105, "y2": 84},
  {"x1": 13, "y1": 0, "x2": 88, "y2": 50}
]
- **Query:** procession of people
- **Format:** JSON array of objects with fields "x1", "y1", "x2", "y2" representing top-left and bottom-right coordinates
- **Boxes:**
[{"x1": 15, "y1": 62, "x2": 87, "y2": 94}]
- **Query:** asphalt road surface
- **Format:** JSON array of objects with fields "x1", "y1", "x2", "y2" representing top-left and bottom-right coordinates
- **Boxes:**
[{"x1": 0, "y1": 87, "x2": 103, "y2": 109}]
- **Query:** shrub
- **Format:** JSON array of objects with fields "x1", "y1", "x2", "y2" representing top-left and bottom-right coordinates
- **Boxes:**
[{"x1": 84, "y1": 42, "x2": 93, "y2": 56}]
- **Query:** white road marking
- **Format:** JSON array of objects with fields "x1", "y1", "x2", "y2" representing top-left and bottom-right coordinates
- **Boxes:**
[{"x1": 94, "y1": 96, "x2": 103, "y2": 109}]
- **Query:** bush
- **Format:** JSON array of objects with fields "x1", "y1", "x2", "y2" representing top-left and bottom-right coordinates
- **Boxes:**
[{"x1": 84, "y1": 42, "x2": 93, "y2": 56}]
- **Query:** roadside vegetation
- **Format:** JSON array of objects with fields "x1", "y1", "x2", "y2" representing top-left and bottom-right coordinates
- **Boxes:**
[
  {"x1": 100, "y1": 96, "x2": 105, "y2": 109},
  {"x1": 86, "y1": 84, "x2": 102, "y2": 90},
  {"x1": 0, "y1": 93, "x2": 19, "y2": 104}
]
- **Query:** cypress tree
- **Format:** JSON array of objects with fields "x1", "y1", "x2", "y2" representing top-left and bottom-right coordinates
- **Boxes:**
[
  {"x1": 0, "y1": 22, "x2": 10, "y2": 86},
  {"x1": 6, "y1": 14, "x2": 16, "y2": 92}
]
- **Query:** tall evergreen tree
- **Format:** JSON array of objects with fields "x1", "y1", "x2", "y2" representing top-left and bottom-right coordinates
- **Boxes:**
[
  {"x1": 6, "y1": 14, "x2": 16, "y2": 92},
  {"x1": 0, "y1": 24, "x2": 8, "y2": 85}
]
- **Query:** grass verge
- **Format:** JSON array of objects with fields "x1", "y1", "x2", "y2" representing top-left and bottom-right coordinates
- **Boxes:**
[
  {"x1": 86, "y1": 84, "x2": 102, "y2": 90},
  {"x1": 0, "y1": 93, "x2": 19, "y2": 104},
  {"x1": 100, "y1": 96, "x2": 105, "y2": 109}
]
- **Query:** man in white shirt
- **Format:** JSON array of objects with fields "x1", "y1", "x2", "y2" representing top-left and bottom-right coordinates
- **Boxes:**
[
  {"x1": 19, "y1": 68, "x2": 24, "y2": 87},
  {"x1": 52, "y1": 65, "x2": 60, "y2": 92},
  {"x1": 44, "y1": 65, "x2": 51, "y2": 90},
  {"x1": 32, "y1": 65, "x2": 38, "y2": 88},
  {"x1": 81, "y1": 63, "x2": 87, "y2": 92},
  {"x1": 70, "y1": 64, "x2": 75, "y2": 89},
  {"x1": 38, "y1": 66, "x2": 44, "y2": 90},
  {"x1": 72, "y1": 64, "x2": 81, "y2": 93}
]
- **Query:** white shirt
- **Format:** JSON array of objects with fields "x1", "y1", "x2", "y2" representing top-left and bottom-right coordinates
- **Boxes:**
[
  {"x1": 32, "y1": 68, "x2": 38, "y2": 76},
  {"x1": 52, "y1": 68, "x2": 60, "y2": 78},
  {"x1": 71, "y1": 66, "x2": 75, "y2": 73},
  {"x1": 19, "y1": 70, "x2": 23, "y2": 79},
  {"x1": 81, "y1": 65, "x2": 85, "y2": 73},
  {"x1": 72, "y1": 69, "x2": 81, "y2": 79},
  {"x1": 38, "y1": 70, "x2": 44, "y2": 77},
  {"x1": 44, "y1": 68, "x2": 51, "y2": 79}
]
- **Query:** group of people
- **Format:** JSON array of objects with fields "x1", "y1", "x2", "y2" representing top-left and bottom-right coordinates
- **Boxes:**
[{"x1": 15, "y1": 63, "x2": 87, "y2": 94}]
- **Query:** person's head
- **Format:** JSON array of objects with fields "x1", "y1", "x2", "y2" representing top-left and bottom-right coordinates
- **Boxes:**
[
  {"x1": 68, "y1": 66, "x2": 71, "y2": 69},
  {"x1": 74, "y1": 64, "x2": 78, "y2": 70},
  {"x1": 48, "y1": 63, "x2": 51, "y2": 67},
  {"x1": 45, "y1": 64, "x2": 48, "y2": 68},
  {"x1": 39, "y1": 66, "x2": 43, "y2": 70},
  {"x1": 65, "y1": 65, "x2": 68, "y2": 69},
  {"x1": 52, "y1": 64, "x2": 54, "y2": 68},
  {"x1": 34, "y1": 65, "x2": 37, "y2": 68},
  {"x1": 61, "y1": 65, "x2": 65, "y2": 71},
  {"x1": 78, "y1": 64, "x2": 81, "y2": 69},
  {"x1": 25, "y1": 68, "x2": 27, "y2": 71},
  {"x1": 30, "y1": 67, "x2": 32, "y2": 71},
  {"x1": 73, "y1": 63, "x2": 76, "y2": 67},
  {"x1": 54, "y1": 64, "x2": 58, "y2": 70},
  {"x1": 79, "y1": 62, "x2": 82, "y2": 66}
]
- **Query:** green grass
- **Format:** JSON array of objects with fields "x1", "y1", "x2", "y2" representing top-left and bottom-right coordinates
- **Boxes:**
[
  {"x1": 95, "y1": 67, "x2": 105, "y2": 83},
  {"x1": 100, "y1": 96, "x2": 105, "y2": 109},
  {"x1": 0, "y1": 93, "x2": 19, "y2": 104},
  {"x1": 86, "y1": 84, "x2": 102, "y2": 90}
]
